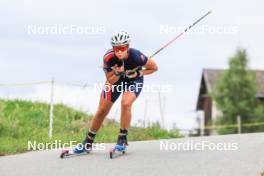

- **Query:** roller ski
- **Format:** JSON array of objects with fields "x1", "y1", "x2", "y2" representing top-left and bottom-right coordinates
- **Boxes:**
[
  {"x1": 60, "y1": 143, "x2": 92, "y2": 159},
  {"x1": 110, "y1": 129, "x2": 128, "y2": 159},
  {"x1": 60, "y1": 131, "x2": 96, "y2": 159}
]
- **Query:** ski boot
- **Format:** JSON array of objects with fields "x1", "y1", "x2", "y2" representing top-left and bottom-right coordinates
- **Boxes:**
[
  {"x1": 110, "y1": 129, "x2": 128, "y2": 159},
  {"x1": 60, "y1": 131, "x2": 96, "y2": 158}
]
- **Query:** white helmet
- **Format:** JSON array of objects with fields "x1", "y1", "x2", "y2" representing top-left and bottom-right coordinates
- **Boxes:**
[{"x1": 110, "y1": 31, "x2": 131, "y2": 46}]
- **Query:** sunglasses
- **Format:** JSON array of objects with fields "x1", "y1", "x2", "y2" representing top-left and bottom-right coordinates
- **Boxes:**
[{"x1": 113, "y1": 46, "x2": 128, "y2": 52}]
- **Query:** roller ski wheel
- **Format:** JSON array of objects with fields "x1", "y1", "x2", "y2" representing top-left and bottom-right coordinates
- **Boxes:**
[
  {"x1": 109, "y1": 144, "x2": 127, "y2": 159},
  {"x1": 60, "y1": 149, "x2": 69, "y2": 159}
]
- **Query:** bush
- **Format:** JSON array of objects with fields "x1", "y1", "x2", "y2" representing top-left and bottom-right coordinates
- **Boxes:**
[{"x1": 0, "y1": 99, "x2": 181, "y2": 155}]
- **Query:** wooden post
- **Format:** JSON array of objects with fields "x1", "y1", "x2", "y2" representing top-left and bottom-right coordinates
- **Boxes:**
[
  {"x1": 237, "y1": 115, "x2": 241, "y2": 134},
  {"x1": 49, "y1": 79, "x2": 54, "y2": 139},
  {"x1": 200, "y1": 111, "x2": 205, "y2": 136}
]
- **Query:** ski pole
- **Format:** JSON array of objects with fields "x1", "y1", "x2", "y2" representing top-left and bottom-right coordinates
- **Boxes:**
[{"x1": 149, "y1": 11, "x2": 212, "y2": 58}]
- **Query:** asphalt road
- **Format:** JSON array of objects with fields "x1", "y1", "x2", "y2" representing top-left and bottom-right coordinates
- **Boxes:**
[{"x1": 0, "y1": 133, "x2": 264, "y2": 176}]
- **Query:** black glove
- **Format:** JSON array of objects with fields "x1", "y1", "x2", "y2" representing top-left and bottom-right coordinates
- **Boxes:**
[
  {"x1": 112, "y1": 67, "x2": 125, "y2": 77},
  {"x1": 125, "y1": 69, "x2": 143, "y2": 79}
]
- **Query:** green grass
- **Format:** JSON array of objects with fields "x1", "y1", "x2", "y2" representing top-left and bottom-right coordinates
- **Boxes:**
[{"x1": 0, "y1": 99, "x2": 181, "y2": 155}]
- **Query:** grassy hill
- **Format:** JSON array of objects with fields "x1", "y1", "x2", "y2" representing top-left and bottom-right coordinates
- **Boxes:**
[{"x1": 0, "y1": 99, "x2": 181, "y2": 155}]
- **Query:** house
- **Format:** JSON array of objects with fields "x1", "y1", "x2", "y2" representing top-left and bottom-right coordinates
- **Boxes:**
[{"x1": 196, "y1": 68, "x2": 264, "y2": 135}]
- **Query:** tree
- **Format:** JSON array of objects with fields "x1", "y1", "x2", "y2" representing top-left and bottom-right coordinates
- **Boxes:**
[{"x1": 212, "y1": 48, "x2": 264, "y2": 134}]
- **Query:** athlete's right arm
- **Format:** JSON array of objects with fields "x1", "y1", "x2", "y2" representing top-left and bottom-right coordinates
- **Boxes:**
[
  {"x1": 103, "y1": 64, "x2": 123, "y2": 85},
  {"x1": 105, "y1": 70, "x2": 119, "y2": 85},
  {"x1": 103, "y1": 50, "x2": 125, "y2": 84}
]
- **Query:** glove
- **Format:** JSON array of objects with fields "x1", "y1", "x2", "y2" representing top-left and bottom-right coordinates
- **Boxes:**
[
  {"x1": 113, "y1": 69, "x2": 125, "y2": 76},
  {"x1": 125, "y1": 69, "x2": 143, "y2": 79},
  {"x1": 112, "y1": 65, "x2": 125, "y2": 77}
]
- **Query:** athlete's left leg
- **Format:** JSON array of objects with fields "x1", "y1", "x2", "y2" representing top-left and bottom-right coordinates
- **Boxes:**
[
  {"x1": 116, "y1": 78, "x2": 144, "y2": 146},
  {"x1": 120, "y1": 78, "x2": 144, "y2": 129},
  {"x1": 120, "y1": 92, "x2": 137, "y2": 129},
  {"x1": 115, "y1": 91, "x2": 137, "y2": 146}
]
